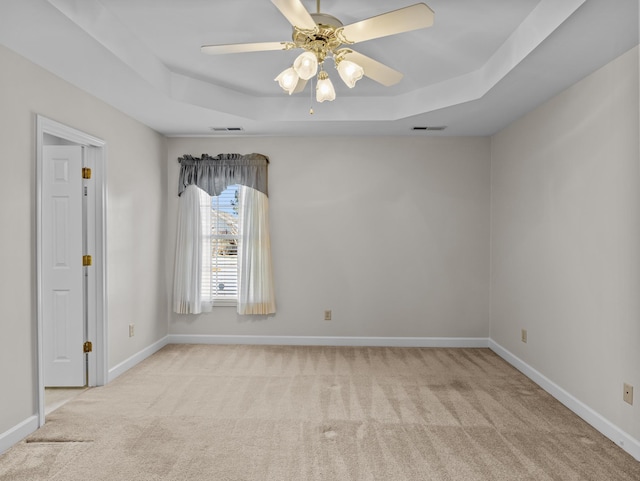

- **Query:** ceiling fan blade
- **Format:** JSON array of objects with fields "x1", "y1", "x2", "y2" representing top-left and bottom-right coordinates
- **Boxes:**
[
  {"x1": 341, "y1": 3, "x2": 434, "y2": 44},
  {"x1": 271, "y1": 0, "x2": 316, "y2": 30},
  {"x1": 201, "y1": 42, "x2": 288, "y2": 55},
  {"x1": 342, "y1": 50, "x2": 403, "y2": 87},
  {"x1": 292, "y1": 78, "x2": 308, "y2": 94}
]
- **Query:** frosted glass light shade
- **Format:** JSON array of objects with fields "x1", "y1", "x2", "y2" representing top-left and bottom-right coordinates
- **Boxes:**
[
  {"x1": 337, "y1": 60, "x2": 364, "y2": 88},
  {"x1": 293, "y1": 51, "x2": 318, "y2": 80},
  {"x1": 316, "y1": 71, "x2": 335, "y2": 102},
  {"x1": 274, "y1": 67, "x2": 299, "y2": 95}
]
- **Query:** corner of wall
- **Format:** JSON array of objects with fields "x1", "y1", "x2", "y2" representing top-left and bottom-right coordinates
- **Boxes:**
[{"x1": 489, "y1": 339, "x2": 640, "y2": 462}]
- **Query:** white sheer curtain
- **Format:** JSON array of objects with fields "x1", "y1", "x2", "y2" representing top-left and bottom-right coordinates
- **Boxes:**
[
  {"x1": 237, "y1": 186, "x2": 276, "y2": 315},
  {"x1": 172, "y1": 185, "x2": 212, "y2": 314}
]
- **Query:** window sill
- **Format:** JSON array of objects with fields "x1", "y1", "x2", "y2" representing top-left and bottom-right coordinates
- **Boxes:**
[{"x1": 210, "y1": 299, "x2": 237, "y2": 307}]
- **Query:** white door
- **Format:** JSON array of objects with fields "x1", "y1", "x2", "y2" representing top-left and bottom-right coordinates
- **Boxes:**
[{"x1": 42, "y1": 145, "x2": 85, "y2": 387}]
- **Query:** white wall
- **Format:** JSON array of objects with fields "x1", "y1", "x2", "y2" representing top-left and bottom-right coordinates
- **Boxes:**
[
  {"x1": 0, "y1": 44, "x2": 167, "y2": 437},
  {"x1": 167, "y1": 136, "x2": 491, "y2": 339},
  {"x1": 491, "y1": 46, "x2": 640, "y2": 442}
]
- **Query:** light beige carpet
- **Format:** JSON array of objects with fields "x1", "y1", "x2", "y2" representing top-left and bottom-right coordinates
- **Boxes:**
[
  {"x1": 44, "y1": 387, "x2": 88, "y2": 416},
  {"x1": 1, "y1": 345, "x2": 638, "y2": 480}
]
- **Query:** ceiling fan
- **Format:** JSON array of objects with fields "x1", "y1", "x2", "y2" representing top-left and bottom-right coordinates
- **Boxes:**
[{"x1": 201, "y1": 0, "x2": 434, "y2": 103}]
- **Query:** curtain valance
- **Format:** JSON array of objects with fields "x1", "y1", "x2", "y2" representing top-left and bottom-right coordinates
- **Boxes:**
[{"x1": 178, "y1": 153, "x2": 269, "y2": 197}]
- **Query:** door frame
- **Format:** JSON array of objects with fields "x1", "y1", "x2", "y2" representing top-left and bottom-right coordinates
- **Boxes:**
[{"x1": 36, "y1": 115, "x2": 108, "y2": 427}]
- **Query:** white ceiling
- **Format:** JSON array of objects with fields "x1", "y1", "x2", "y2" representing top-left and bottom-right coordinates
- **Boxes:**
[{"x1": 0, "y1": 0, "x2": 637, "y2": 137}]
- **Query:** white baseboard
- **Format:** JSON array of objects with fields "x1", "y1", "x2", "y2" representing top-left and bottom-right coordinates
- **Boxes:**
[
  {"x1": 107, "y1": 336, "x2": 170, "y2": 383},
  {"x1": 0, "y1": 415, "x2": 38, "y2": 455},
  {"x1": 167, "y1": 334, "x2": 490, "y2": 348},
  {"x1": 489, "y1": 339, "x2": 640, "y2": 462}
]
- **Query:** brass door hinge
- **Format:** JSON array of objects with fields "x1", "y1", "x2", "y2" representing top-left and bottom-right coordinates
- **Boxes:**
[
  {"x1": 83, "y1": 341, "x2": 93, "y2": 353},
  {"x1": 82, "y1": 167, "x2": 92, "y2": 179},
  {"x1": 82, "y1": 255, "x2": 92, "y2": 267}
]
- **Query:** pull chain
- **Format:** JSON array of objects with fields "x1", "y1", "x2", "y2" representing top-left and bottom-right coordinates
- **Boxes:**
[{"x1": 311, "y1": 0, "x2": 320, "y2": 113}]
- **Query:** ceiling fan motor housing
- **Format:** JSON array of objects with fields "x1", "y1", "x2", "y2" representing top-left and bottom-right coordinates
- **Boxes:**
[{"x1": 292, "y1": 13, "x2": 348, "y2": 63}]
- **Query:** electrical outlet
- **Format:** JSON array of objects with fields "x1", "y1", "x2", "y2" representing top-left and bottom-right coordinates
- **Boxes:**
[
  {"x1": 129, "y1": 324, "x2": 135, "y2": 337},
  {"x1": 324, "y1": 310, "x2": 332, "y2": 321},
  {"x1": 521, "y1": 329, "x2": 527, "y2": 343},
  {"x1": 623, "y1": 383, "x2": 633, "y2": 405}
]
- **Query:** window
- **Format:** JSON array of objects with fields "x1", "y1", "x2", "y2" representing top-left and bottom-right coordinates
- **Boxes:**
[
  {"x1": 173, "y1": 153, "x2": 275, "y2": 315},
  {"x1": 200, "y1": 185, "x2": 240, "y2": 305}
]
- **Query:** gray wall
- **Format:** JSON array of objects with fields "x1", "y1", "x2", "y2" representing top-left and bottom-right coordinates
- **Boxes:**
[
  {"x1": 0, "y1": 43, "x2": 168, "y2": 436},
  {"x1": 167, "y1": 136, "x2": 492, "y2": 339},
  {"x1": 490, "y1": 46, "x2": 640, "y2": 442}
]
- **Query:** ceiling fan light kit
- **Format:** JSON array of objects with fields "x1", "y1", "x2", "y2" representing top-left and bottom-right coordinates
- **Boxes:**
[
  {"x1": 274, "y1": 67, "x2": 300, "y2": 94},
  {"x1": 292, "y1": 51, "x2": 318, "y2": 80},
  {"x1": 336, "y1": 59, "x2": 364, "y2": 88},
  {"x1": 315, "y1": 69, "x2": 336, "y2": 102},
  {"x1": 201, "y1": 0, "x2": 434, "y2": 105}
]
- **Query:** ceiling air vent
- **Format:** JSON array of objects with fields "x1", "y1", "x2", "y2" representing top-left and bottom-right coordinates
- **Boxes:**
[
  {"x1": 412, "y1": 126, "x2": 447, "y2": 131},
  {"x1": 209, "y1": 127, "x2": 244, "y2": 133}
]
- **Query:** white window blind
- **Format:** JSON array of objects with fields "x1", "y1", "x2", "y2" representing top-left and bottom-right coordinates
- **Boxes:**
[{"x1": 200, "y1": 185, "x2": 240, "y2": 304}]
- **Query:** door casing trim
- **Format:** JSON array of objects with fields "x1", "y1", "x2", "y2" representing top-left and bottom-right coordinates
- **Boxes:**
[{"x1": 36, "y1": 115, "x2": 108, "y2": 427}]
